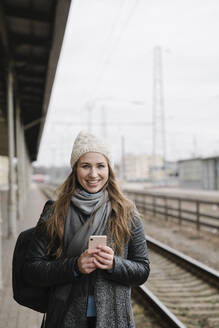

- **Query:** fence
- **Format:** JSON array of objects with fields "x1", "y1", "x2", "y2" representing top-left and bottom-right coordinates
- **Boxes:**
[{"x1": 124, "y1": 189, "x2": 219, "y2": 231}]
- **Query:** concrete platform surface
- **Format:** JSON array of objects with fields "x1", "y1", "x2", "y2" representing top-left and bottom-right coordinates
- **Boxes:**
[{"x1": 0, "y1": 184, "x2": 47, "y2": 328}]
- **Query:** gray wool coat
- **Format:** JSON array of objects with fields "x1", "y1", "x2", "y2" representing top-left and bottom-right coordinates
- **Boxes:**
[{"x1": 24, "y1": 201, "x2": 150, "y2": 328}]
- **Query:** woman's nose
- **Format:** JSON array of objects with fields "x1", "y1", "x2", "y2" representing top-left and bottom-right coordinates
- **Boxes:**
[{"x1": 89, "y1": 167, "x2": 98, "y2": 177}]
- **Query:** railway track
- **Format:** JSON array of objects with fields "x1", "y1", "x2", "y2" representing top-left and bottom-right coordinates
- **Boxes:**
[
  {"x1": 145, "y1": 237, "x2": 219, "y2": 328},
  {"x1": 39, "y1": 183, "x2": 219, "y2": 328}
]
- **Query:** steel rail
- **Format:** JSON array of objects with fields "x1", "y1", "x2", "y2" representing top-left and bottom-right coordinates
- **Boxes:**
[
  {"x1": 146, "y1": 235, "x2": 219, "y2": 289},
  {"x1": 135, "y1": 285, "x2": 187, "y2": 328}
]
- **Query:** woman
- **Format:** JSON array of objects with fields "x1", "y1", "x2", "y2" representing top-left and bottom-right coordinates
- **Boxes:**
[{"x1": 24, "y1": 131, "x2": 150, "y2": 328}]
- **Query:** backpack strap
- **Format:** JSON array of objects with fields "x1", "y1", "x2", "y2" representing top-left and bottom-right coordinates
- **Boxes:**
[{"x1": 41, "y1": 314, "x2": 46, "y2": 328}]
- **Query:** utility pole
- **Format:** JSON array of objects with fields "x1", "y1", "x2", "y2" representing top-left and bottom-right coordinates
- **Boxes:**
[
  {"x1": 86, "y1": 101, "x2": 93, "y2": 133},
  {"x1": 152, "y1": 46, "x2": 166, "y2": 179},
  {"x1": 121, "y1": 136, "x2": 126, "y2": 180},
  {"x1": 101, "y1": 104, "x2": 107, "y2": 139},
  {"x1": 192, "y1": 136, "x2": 197, "y2": 157}
]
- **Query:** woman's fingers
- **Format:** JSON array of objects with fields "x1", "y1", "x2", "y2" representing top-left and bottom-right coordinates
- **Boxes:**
[
  {"x1": 95, "y1": 250, "x2": 112, "y2": 260},
  {"x1": 93, "y1": 246, "x2": 114, "y2": 270},
  {"x1": 77, "y1": 246, "x2": 114, "y2": 273},
  {"x1": 94, "y1": 252, "x2": 113, "y2": 263},
  {"x1": 77, "y1": 250, "x2": 97, "y2": 274},
  {"x1": 93, "y1": 257, "x2": 113, "y2": 270},
  {"x1": 97, "y1": 246, "x2": 114, "y2": 254},
  {"x1": 87, "y1": 248, "x2": 99, "y2": 256}
]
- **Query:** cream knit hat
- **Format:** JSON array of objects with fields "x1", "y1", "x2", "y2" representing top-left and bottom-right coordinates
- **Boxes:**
[{"x1": 70, "y1": 131, "x2": 113, "y2": 168}]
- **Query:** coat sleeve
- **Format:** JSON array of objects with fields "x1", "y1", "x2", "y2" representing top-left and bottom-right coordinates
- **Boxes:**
[
  {"x1": 104, "y1": 215, "x2": 150, "y2": 286},
  {"x1": 23, "y1": 201, "x2": 78, "y2": 287}
]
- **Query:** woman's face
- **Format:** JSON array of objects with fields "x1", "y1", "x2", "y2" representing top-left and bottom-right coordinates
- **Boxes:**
[{"x1": 76, "y1": 152, "x2": 109, "y2": 193}]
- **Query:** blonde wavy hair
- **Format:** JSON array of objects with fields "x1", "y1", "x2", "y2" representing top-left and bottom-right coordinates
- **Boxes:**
[{"x1": 45, "y1": 160, "x2": 134, "y2": 258}]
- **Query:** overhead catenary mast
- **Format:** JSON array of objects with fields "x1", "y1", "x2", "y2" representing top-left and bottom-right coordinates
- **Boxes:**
[
  {"x1": 152, "y1": 46, "x2": 166, "y2": 178},
  {"x1": 101, "y1": 104, "x2": 107, "y2": 139},
  {"x1": 121, "y1": 135, "x2": 126, "y2": 181},
  {"x1": 86, "y1": 101, "x2": 93, "y2": 133}
]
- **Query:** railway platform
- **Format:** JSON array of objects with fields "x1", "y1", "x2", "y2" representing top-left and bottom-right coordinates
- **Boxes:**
[{"x1": 0, "y1": 184, "x2": 46, "y2": 328}]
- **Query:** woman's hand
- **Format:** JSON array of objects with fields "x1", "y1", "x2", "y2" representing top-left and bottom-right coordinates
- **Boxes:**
[
  {"x1": 77, "y1": 249, "x2": 99, "y2": 274},
  {"x1": 93, "y1": 246, "x2": 114, "y2": 270}
]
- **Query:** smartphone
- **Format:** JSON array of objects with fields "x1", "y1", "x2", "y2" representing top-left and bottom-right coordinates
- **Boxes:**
[{"x1": 88, "y1": 235, "x2": 107, "y2": 250}]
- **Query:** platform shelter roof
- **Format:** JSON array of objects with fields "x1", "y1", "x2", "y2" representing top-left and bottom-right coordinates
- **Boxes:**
[{"x1": 0, "y1": 0, "x2": 71, "y2": 160}]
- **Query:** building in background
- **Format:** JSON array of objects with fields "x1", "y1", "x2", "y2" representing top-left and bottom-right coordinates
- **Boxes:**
[
  {"x1": 178, "y1": 156, "x2": 219, "y2": 190},
  {"x1": 203, "y1": 156, "x2": 219, "y2": 190},
  {"x1": 122, "y1": 153, "x2": 165, "y2": 181},
  {"x1": 178, "y1": 158, "x2": 203, "y2": 189}
]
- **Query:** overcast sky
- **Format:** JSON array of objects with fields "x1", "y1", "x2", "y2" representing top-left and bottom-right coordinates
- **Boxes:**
[{"x1": 37, "y1": 0, "x2": 219, "y2": 167}]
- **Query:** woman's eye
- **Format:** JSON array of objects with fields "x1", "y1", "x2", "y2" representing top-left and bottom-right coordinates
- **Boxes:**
[{"x1": 81, "y1": 164, "x2": 105, "y2": 169}]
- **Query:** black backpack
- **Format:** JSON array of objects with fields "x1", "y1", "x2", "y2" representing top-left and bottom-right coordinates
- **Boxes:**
[{"x1": 12, "y1": 202, "x2": 54, "y2": 314}]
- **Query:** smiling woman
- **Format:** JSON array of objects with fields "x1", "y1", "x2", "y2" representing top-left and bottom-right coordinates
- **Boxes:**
[{"x1": 23, "y1": 131, "x2": 150, "y2": 328}]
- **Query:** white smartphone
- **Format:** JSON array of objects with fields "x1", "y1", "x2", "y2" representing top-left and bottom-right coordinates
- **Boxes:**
[{"x1": 88, "y1": 235, "x2": 107, "y2": 250}]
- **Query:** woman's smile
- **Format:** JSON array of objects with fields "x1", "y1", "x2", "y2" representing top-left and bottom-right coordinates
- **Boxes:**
[
  {"x1": 87, "y1": 180, "x2": 100, "y2": 185},
  {"x1": 86, "y1": 180, "x2": 101, "y2": 188}
]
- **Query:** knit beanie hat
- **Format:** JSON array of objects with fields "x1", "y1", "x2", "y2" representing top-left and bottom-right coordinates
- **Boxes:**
[{"x1": 70, "y1": 131, "x2": 113, "y2": 168}]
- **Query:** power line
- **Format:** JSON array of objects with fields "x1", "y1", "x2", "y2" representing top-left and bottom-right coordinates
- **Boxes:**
[
  {"x1": 89, "y1": 0, "x2": 140, "y2": 100},
  {"x1": 88, "y1": 0, "x2": 126, "y2": 99}
]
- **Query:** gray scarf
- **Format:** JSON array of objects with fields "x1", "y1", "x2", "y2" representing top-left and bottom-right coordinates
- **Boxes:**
[
  {"x1": 54, "y1": 188, "x2": 111, "y2": 301},
  {"x1": 64, "y1": 188, "x2": 111, "y2": 257}
]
